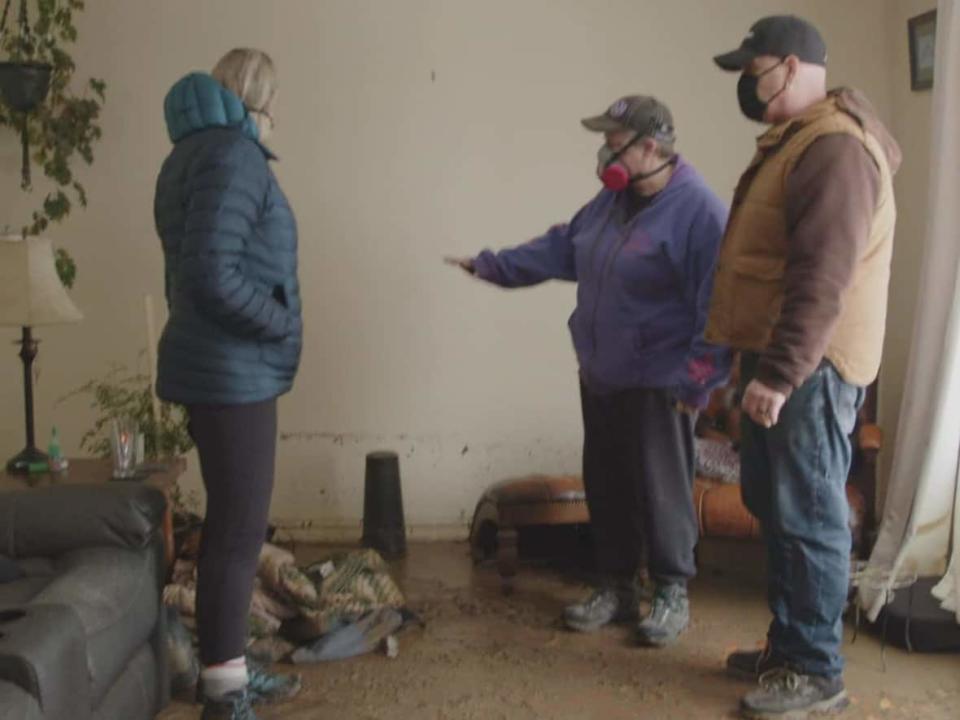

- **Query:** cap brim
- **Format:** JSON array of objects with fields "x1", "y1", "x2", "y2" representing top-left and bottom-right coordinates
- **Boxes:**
[
  {"x1": 713, "y1": 48, "x2": 757, "y2": 71},
  {"x1": 581, "y1": 115, "x2": 626, "y2": 133}
]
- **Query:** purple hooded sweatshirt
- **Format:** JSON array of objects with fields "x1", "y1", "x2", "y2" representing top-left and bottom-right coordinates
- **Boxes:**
[{"x1": 473, "y1": 157, "x2": 732, "y2": 408}]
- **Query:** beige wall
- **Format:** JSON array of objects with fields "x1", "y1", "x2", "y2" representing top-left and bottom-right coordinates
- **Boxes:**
[
  {"x1": 0, "y1": 1, "x2": 900, "y2": 539},
  {"x1": 878, "y1": 0, "x2": 936, "y2": 510}
]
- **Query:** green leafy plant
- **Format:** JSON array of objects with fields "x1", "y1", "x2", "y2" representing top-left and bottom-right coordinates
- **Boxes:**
[
  {"x1": 60, "y1": 365, "x2": 199, "y2": 513},
  {"x1": 0, "y1": 0, "x2": 106, "y2": 287},
  {"x1": 60, "y1": 365, "x2": 193, "y2": 461},
  {"x1": 54, "y1": 245, "x2": 75, "y2": 286}
]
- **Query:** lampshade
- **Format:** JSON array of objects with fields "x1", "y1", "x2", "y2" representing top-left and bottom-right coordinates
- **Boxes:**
[{"x1": 0, "y1": 236, "x2": 83, "y2": 327}]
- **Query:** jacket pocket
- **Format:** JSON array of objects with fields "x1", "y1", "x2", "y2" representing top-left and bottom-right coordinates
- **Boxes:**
[
  {"x1": 260, "y1": 334, "x2": 301, "y2": 372},
  {"x1": 730, "y1": 255, "x2": 786, "y2": 336}
]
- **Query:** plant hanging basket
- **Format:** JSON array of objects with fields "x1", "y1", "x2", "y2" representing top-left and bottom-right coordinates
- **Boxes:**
[{"x1": 0, "y1": 61, "x2": 51, "y2": 113}]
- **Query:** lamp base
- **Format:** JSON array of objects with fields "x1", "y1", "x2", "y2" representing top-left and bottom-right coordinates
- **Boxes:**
[{"x1": 6, "y1": 446, "x2": 49, "y2": 474}]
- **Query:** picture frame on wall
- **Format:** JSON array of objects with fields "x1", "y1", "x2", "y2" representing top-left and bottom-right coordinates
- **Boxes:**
[{"x1": 908, "y1": 9, "x2": 937, "y2": 91}]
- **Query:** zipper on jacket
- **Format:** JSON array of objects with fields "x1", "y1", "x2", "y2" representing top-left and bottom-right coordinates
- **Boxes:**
[
  {"x1": 586, "y1": 198, "x2": 646, "y2": 373},
  {"x1": 581, "y1": 208, "x2": 616, "y2": 362},
  {"x1": 589, "y1": 227, "x2": 631, "y2": 365}
]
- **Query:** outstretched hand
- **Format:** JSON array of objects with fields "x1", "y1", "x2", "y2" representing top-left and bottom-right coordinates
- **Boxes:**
[{"x1": 443, "y1": 256, "x2": 476, "y2": 275}]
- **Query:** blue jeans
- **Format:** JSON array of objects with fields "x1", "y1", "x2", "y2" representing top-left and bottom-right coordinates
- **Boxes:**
[{"x1": 739, "y1": 354, "x2": 866, "y2": 678}]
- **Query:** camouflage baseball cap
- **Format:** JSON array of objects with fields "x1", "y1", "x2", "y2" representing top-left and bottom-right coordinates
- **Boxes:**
[{"x1": 581, "y1": 95, "x2": 675, "y2": 141}]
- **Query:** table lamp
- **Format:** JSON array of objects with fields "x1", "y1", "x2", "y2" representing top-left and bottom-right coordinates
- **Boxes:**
[{"x1": 0, "y1": 237, "x2": 83, "y2": 473}]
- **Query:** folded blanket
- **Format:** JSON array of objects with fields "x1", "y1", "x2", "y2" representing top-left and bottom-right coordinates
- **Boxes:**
[{"x1": 163, "y1": 543, "x2": 408, "y2": 658}]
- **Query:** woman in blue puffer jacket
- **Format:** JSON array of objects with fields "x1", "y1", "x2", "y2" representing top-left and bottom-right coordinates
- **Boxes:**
[{"x1": 154, "y1": 49, "x2": 302, "y2": 720}]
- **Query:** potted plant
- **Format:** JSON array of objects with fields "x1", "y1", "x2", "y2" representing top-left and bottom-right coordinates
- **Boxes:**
[
  {"x1": 0, "y1": 0, "x2": 105, "y2": 288},
  {"x1": 60, "y1": 364, "x2": 199, "y2": 515},
  {"x1": 0, "y1": 59, "x2": 51, "y2": 113},
  {"x1": 0, "y1": 0, "x2": 51, "y2": 113}
]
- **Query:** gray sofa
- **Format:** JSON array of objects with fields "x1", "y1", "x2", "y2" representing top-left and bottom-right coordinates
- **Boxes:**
[{"x1": 0, "y1": 483, "x2": 169, "y2": 720}]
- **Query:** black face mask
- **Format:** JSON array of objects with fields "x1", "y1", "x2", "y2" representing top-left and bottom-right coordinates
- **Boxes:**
[{"x1": 737, "y1": 60, "x2": 787, "y2": 123}]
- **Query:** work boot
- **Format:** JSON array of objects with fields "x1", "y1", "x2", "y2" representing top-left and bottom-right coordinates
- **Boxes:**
[
  {"x1": 636, "y1": 583, "x2": 689, "y2": 647},
  {"x1": 740, "y1": 668, "x2": 848, "y2": 719},
  {"x1": 726, "y1": 644, "x2": 785, "y2": 681},
  {"x1": 200, "y1": 689, "x2": 260, "y2": 720},
  {"x1": 563, "y1": 583, "x2": 637, "y2": 632}
]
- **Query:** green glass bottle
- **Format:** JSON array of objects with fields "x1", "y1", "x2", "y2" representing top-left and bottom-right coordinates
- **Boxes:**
[{"x1": 48, "y1": 426, "x2": 67, "y2": 471}]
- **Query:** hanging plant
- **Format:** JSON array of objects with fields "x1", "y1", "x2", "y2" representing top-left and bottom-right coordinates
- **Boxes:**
[{"x1": 0, "y1": 0, "x2": 105, "y2": 288}]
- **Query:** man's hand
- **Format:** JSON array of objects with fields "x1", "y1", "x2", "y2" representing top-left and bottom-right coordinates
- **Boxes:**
[
  {"x1": 443, "y1": 256, "x2": 476, "y2": 275},
  {"x1": 742, "y1": 379, "x2": 788, "y2": 428}
]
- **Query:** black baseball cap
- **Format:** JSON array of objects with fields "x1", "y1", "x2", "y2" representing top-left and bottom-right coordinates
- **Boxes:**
[
  {"x1": 581, "y1": 95, "x2": 675, "y2": 141},
  {"x1": 714, "y1": 15, "x2": 827, "y2": 71}
]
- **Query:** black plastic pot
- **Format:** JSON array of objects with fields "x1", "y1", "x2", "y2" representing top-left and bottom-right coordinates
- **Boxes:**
[
  {"x1": 362, "y1": 451, "x2": 407, "y2": 558},
  {"x1": 0, "y1": 61, "x2": 51, "y2": 112}
]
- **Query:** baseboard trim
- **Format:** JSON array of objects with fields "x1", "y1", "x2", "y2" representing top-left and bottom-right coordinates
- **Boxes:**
[{"x1": 270, "y1": 520, "x2": 470, "y2": 543}]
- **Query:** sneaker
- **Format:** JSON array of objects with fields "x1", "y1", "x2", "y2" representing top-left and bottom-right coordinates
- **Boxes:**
[
  {"x1": 636, "y1": 583, "x2": 689, "y2": 647},
  {"x1": 563, "y1": 585, "x2": 636, "y2": 632},
  {"x1": 726, "y1": 645, "x2": 784, "y2": 681},
  {"x1": 740, "y1": 668, "x2": 848, "y2": 719},
  {"x1": 247, "y1": 662, "x2": 302, "y2": 704},
  {"x1": 201, "y1": 689, "x2": 260, "y2": 720},
  {"x1": 197, "y1": 662, "x2": 302, "y2": 706}
]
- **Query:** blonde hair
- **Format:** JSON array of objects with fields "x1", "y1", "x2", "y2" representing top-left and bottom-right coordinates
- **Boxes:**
[{"x1": 212, "y1": 48, "x2": 277, "y2": 114}]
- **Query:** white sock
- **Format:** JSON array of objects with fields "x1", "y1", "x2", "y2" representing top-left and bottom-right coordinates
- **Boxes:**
[{"x1": 201, "y1": 656, "x2": 248, "y2": 700}]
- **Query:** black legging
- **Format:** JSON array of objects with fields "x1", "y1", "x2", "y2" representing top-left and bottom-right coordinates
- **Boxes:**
[{"x1": 188, "y1": 399, "x2": 277, "y2": 666}]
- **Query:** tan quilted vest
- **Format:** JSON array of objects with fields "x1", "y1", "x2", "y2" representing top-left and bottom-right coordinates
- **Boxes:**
[{"x1": 705, "y1": 97, "x2": 896, "y2": 386}]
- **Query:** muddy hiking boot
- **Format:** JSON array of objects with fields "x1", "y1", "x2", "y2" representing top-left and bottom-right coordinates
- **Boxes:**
[
  {"x1": 727, "y1": 645, "x2": 786, "y2": 681},
  {"x1": 200, "y1": 689, "x2": 260, "y2": 720},
  {"x1": 740, "y1": 668, "x2": 848, "y2": 719},
  {"x1": 564, "y1": 583, "x2": 637, "y2": 632},
  {"x1": 636, "y1": 583, "x2": 689, "y2": 647}
]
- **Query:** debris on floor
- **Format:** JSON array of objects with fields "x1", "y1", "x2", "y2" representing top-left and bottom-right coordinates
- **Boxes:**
[
  {"x1": 163, "y1": 533, "x2": 420, "y2": 677},
  {"x1": 157, "y1": 542, "x2": 960, "y2": 720}
]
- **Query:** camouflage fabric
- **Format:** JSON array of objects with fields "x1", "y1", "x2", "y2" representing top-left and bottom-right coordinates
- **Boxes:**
[
  {"x1": 279, "y1": 549, "x2": 406, "y2": 640},
  {"x1": 277, "y1": 563, "x2": 319, "y2": 608},
  {"x1": 163, "y1": 544, "x2": 405, "y2": 648}
]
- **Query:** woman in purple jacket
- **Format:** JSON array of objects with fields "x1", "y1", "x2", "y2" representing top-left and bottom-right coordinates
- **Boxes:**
[{"x1": 447, "y1": 95, "x2": 731, "y2": 646}]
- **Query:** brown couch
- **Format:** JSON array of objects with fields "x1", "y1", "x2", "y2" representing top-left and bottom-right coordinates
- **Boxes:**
[{"x1": 470, "y1": 363, "x2": 882, "y2": 592}]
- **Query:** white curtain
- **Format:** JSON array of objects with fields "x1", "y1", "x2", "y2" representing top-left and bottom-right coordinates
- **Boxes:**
[{"x1": 860, "y1": 0, "x2": 960, "y2": 621}]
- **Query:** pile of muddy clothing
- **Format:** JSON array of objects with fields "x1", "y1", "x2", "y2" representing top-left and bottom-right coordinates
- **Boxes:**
[{"x1": 164, "y1": 542, "x2": 420, "y2": 672}]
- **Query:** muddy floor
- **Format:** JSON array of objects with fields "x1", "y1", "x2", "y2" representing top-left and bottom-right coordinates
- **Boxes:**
[{"x1": 158, "y1": 541, "x2": 960, "y2": 719}]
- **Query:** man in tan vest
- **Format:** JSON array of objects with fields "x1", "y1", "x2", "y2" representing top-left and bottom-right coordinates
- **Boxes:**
[{"x1": 708, "y1": 15, "x2": 901, "y2": 720}]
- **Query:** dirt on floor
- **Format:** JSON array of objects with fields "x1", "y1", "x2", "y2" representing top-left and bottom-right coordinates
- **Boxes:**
[{"x1": 159, "y1": 542, "x2": 960, "y2": 720}]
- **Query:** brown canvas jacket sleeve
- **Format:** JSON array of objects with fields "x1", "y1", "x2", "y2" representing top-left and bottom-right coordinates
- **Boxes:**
[{"x1": 756, "y1": 133, "x2": 880, "y2": 396}]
